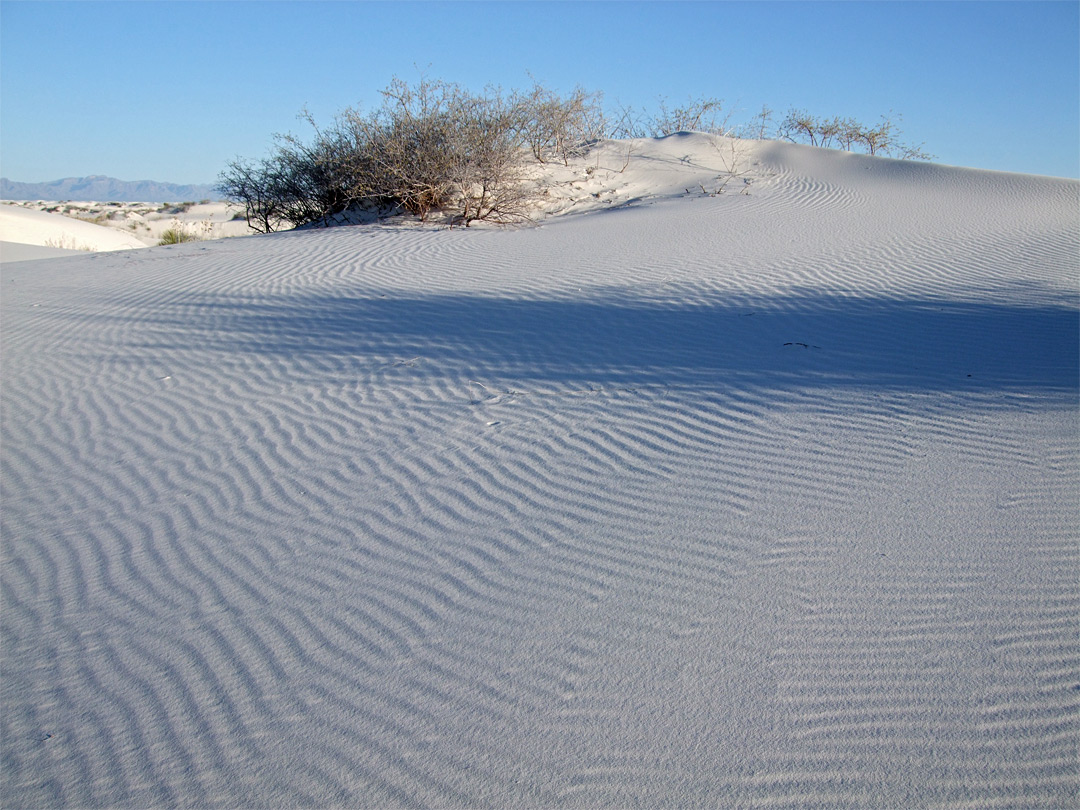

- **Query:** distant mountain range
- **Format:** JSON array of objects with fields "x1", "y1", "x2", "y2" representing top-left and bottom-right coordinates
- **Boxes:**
[{"x1": 0, "y1": 176, "x2": 220, "y2": 203}]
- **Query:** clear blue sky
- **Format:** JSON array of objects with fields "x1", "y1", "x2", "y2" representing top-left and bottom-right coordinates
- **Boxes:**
[{"x1": 2, "y1": 0, "x2": 1077, "y2": 184}]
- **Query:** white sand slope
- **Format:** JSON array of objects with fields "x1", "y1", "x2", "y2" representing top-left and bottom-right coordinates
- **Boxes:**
[
  {"x1": 1, "y1": 201, "x2": 251, "y2": 259},
  {"x1": 0, "y1": 204, "x2": 148, "y2": 255},
  {"x1": 2, "y1": 136, "x2": 1077, "y2": 808}
]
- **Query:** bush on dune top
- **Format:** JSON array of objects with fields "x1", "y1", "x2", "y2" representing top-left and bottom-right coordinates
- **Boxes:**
[
  {"x1": 775, "y1": 109, "x2": 934, "y2": 160},
  {"x1": 218, "y1": 77, "x2": 608, "y2": 233},
  {"x1": 218, "y1": 76, "x2": 933, "y2": 234}
]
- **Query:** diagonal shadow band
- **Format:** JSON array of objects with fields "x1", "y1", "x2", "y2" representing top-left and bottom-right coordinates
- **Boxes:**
[{"x1": 100, "y1": 286, "x2": 1078, "y2": 401}]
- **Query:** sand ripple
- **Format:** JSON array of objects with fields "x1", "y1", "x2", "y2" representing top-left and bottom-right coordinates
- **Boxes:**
[{"x1": 3, "y1": 143, "x2": 1077, "y2": 807}]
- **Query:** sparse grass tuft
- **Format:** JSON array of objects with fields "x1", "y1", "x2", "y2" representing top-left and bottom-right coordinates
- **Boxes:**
[
  {"x1": 158, "y1": 224, "x2": 201, "y2": 245},
  {"x1": 44, "y1": 235, "x2": 94, "y2": 251}
]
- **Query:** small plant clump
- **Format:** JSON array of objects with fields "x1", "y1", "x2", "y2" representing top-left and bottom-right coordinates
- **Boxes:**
[
  {"x1": 157, "y1": 220, "x2": 203, "y2": 245},
  {"x1": 44, "y1": 234, "x2": 93, "y2": 251},
  {"x1": 158, "y1": 228, "x2": 198, "y2": 245}
]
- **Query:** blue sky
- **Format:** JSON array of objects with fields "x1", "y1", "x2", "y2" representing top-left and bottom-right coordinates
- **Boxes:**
[{"x1": 1, "y1": 0, "x2": 1077, "y2": 184}]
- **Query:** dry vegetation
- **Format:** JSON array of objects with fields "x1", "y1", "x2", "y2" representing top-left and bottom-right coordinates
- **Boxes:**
[{"x1": 219, "y1": 76, "x2": 933, "y2": 233}]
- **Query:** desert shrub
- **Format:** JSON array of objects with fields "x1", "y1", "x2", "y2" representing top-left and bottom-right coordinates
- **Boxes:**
[
  {"x1": 518, "y1": 81, "x2": 605, "y2": 165},
  {"x1": 608, "y1": 95, "x2": 730, "y2": 139},
  {"x1": 219, "y1": 76, "x2": 587, "y2": 231},
  {"x1": 265, "y1": 126, "x2": 359, "y2": 226},
  {"x1": 447, "y1": 90, "x2": 534, "y2": 225},
  {"x1": 777, "y1": 109, "x2": 934, "y2": 160},
  {"x1": 217, "y1": 156, "x2": 288, "y2": 232},
  {"x1": 219, "y1": 76, "x2": 934, "y2": 234},
  {"x1": 344, "y1": 76, "x2": 470, "y2": 219},
  {"x1": 739, "y1": 105, "x2": 775, "y2": 140},
  {"x1": 650, "y1": 95, "x2": 731, "y2": 137}
]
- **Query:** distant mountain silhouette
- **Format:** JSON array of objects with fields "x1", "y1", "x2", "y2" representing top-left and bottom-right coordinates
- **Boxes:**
[{"x1": 0, "y1": 176, "x2": 219, "y2": 203}]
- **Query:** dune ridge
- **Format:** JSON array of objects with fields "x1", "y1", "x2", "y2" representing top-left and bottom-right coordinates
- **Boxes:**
[{"x1": 2, "y1": 137, "x2": 1077, "y2": 808}]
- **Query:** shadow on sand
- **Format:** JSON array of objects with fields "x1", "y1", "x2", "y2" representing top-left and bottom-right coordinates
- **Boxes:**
[{"x1": 123, "y1": 284, "x2": 1078, "y2": 405}]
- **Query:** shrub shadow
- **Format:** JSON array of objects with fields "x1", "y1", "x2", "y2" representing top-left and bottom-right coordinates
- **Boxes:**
[{"x1": 136, "y1": 286, "x2": 1078, "y2": 402}]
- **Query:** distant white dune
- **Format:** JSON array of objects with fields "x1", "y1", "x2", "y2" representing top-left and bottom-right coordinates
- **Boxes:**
[
  {"x1": 0, "y1": 200, "x2": 251, "y2": 260},
  {"x1": 0, "y1": 203, "x2": 148, "y2": 254},
  {"x1": 2, "y1": 135, "x2": 1077, "y2": 808}
]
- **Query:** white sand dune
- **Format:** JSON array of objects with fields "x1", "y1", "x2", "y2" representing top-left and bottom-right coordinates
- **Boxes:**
[
  {"x1": 0, "y1": 201, "x2": 250, "y2": 260},
  {"x1": 0, "y1": 204, "x2": 148, "y2": 255},
  {"x1": 2, "y1": 136, "x2": 1077, "y2": 808},
  {"x1": 0, "y1": 241, "x2": 88, "y2": 263}
]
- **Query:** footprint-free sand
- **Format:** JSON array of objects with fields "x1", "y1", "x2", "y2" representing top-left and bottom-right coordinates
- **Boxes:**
[{"x1": 3, "y1": 136, "x2": 1077, "y2": 807}]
